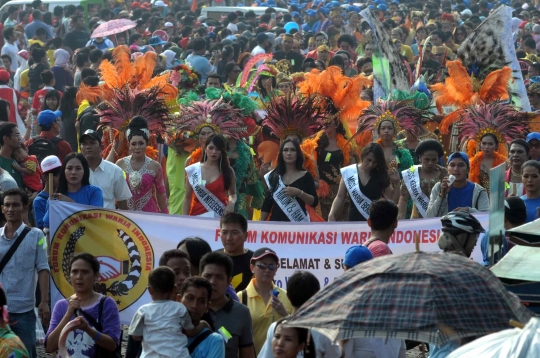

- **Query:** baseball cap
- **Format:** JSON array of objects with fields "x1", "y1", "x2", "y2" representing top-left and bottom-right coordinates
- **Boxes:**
[
  {"x1": 153, "y1": 0, "x2": 168, "y2": 6},
  {"x1": 0, "y1": 70, "x2": 9, "y2": 82},
  {"x1": 291, "y1": 11, "x2": 300, "y2": 17},
  {"x1": 343, "y1": 245, "x2": 373, "y2": 267},
  {"x1": 256, "y1": 32, "x2": 269, "y2": 42},
  {"x1": 447, "y1": 151, "x2": 470, "y2": 167},
  {"x1": 164, "y1": 22, "x2": 174, "y2": 27},
  {"x1": 251, "y1": 247, "x2": 279, "y2": 261},
  {"x1": 306, "y1": 9, "x2": 317, "y2": 17},
  {"x1": 41, "y1": 155, "x2": 61, "y2": 173},
  {"x1": 461, "y1": 9, "x2": 472, "y2": 17},
  {"x1": 80, "y1": 129, "x2": 102, "y2": 143},
  {"x1": 526, "y1": 132, "x2": 540, "y2": 142},
  {"x1": 148, "y1": 36, "x2": 167, "y2": 46},
  {"x1": 18, "y1": 50, "x2": 30, "y2": 61},
  {"x1": 37, "y1": 110, "x2": 62, "y2": 126}
]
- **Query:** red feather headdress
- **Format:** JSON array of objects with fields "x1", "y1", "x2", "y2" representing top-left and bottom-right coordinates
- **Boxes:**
[{"x1": 456, "y1": 100, "x2": 530, "y2": 158}]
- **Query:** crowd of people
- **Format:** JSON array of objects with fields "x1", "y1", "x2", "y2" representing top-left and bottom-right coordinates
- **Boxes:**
[{"x1": 0, "y1": 0, "x2": 538, "y2": 356}]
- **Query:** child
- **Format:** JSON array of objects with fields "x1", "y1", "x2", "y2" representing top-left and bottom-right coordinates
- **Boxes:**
[
  {"x1": 12, "y1": 144, "x2": 43, "y2": 192},
  {"x1": 128, "y1": 266, "x2": 197, "y2": 358}
]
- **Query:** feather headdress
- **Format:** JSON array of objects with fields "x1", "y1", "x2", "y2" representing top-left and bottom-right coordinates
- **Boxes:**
[
  {"x1": 354, "y1": 99, "x2": 427, "y2": 146},
  {"x1": 263, "y1": 91, "x2": 325, "y2": 140},
  {"x1": 456, "y1": 100, "x2": 530, "y2": 158},
  {"x1": 205, "y1": 87, "x2": 258, "y2": 116},
  {"x1": 95, "y1": 85, "x2": 168, "y2": 135},
  {"x1": 430, "y1": 60, "x2": 512, "y2": 134},
  {"x1": 179, "y1": 98, "x2": 247, "y2": 141}
]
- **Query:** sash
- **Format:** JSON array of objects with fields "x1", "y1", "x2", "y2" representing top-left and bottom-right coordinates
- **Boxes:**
[
  {"x1": 264, "y1": 171, "x2": 310, "y2": 222},
  {"x1": 0, "y1": 85, "x2": 26, "y2": 135},
  {"x1": 340, "y1": 164, "x2": 372, "y2": 219},
  {"x1": 185, "y1": 162, "x2": 226, "y2": 218},
  {"x1": 402, "y1": 165, "x2": 430, "y2": 218}
]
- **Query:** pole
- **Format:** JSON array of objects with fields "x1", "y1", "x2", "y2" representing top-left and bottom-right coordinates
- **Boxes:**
[{"x1": 48, "y1": 173, "x2": 53, "y2": 199}]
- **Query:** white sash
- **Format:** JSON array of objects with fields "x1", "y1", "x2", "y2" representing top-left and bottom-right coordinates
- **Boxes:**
[
  {"x1": 185, "y1": 162, "x2": 226, "y2": 218},
  {"x1": 0, "y1": 85, "x2": 26, "y2": 135},
  {"x1": 264, "y1": 171, "x2": 310, "y2": 222},
  {"x1": 402, "y1": 165, "x2": 430, "y2": 218},
  {"x1": 340, "y1": 164, "x2": 372, "y2": 219}
]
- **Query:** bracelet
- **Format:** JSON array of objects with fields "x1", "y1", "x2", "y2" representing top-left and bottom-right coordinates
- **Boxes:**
[
  {"x1": 95, "y1": 331, "x2": 101, "y2": 341},
  {"x1": 299, "y1": 190, "x2": 304, "y2": 197}
]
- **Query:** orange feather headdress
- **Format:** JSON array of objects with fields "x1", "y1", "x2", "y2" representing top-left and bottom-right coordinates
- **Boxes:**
[{"x1": 430, "y1": 60, "x2": 512, "y2": 134}]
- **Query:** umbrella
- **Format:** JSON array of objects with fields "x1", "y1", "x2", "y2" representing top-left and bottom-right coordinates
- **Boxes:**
[
  {"x1": 91, "y1": 19, "x2": 136, "y2": 39},
  {"x1": 447, "y1": 317, "x2": 540, "y2": 357},
  {"x1": 285, "y1": 251, "x2": 533, "y2": 346},
  {"x1": 507, "y1": 219, "x2": 540, "y2": 246}
]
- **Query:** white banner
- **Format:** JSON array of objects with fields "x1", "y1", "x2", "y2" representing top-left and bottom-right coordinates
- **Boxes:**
[{"x1": 49, "y1": 201, "x2": 488, "y2": 323}]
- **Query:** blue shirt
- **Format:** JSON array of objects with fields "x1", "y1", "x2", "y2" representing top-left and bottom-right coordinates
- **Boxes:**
[
  {"x1": 186, "y1": 54, "x2": 216, "y2": 85},
  {"x1": 520, "y1": 194, "x2": 540, "y2": 223},
  {"x1": 33, "y1": 191, "x2": 49, "y2": 229},
  {"x1": 188, "y1": 328, "x2": 225, "y2": 358},
  {"x1": 24, "y1": 20, "x2": 53, "y2": 39},
  {"x1": 43, "y1": 185, "x2": 104, "y2": 228},
  {"x1": 447, "y1": 182, "x2": 474, "y2": 212},
  {"x1": 481, "y1": 229, "x2": 508, "y2": 266},
  {"x1": 302, "y1": 20, "x2": 322, "y2": 33}
]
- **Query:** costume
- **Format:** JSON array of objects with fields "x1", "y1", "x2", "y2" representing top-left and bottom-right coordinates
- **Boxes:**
[
  {"x1": 456, "y1": 100, "x2": 529, "y2": 193},
  {"x1": 298, "y1": 66, "x2": 370, "y2": 220},
  {"x1": 122, "y1": 155, "x2": 168, "y2": 213}
]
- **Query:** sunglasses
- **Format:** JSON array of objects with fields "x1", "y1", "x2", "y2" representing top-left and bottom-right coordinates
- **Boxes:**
[{"x1": 255, "y1": 263, "x2": 278, "y2": 271}]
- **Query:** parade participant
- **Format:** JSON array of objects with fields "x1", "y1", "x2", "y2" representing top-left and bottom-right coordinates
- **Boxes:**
[
  {"x1": 398, "y1": 140, "x2": 447, "y2": 219},
  {"x1": 45, "y1": 253, "x2": 121, "y2": 357},
  {"x1": 299, "y1": 66, "x2": 370, "y2": 220},
  {"x1": 217, "y1": 212, "x2": 253, "y2": 292},
  {"x1": 527, "y1": 132, "x2": 540, "y2": 160},
  {"x1": 520, "y1": 160, "x2": 540, "y2": 222},
  {"x1": 179, "y1": 277, "x2": 226, "y2": 358},
  {"x1": 0, "y1": 188, "x2": 49, "y2": 358},
  {"x1": 115, "y1": 117, "x2": 168, "y2": 213},
  {"x1": 273, "y1": 34, "x2": 304, "y2": 73},
  {"x1": 258, "y1": 271, "x2": 341, "y2": 358},
  {"x1": 329, "y1": 143, "x2": 400, "y2": 222},
  {"x1": 426, "y1": 152, "x2": 489, "y2": 217},
  {"x1": 454, "y1": 101, "x2": 529, "y2": 194},
  {"x1": 238, "y1": 248, "x2": 293, "y2": 354},
  {"x1": 261, "y1": 139, "x2": 318, "y2": 222},
  {"x1": 80, "y1": 129, "x2": 132, "y2": 210},
  {"x1": 272, "y1": 318, "x2": 314, "y2": 358},
  {"x1": 354, "y1": 100, "x2": 421, "y2": 178},
  {"x1": 506, "y1": 139, "x2": 529, "y2": 196},
  {"x1": 0, "y1": 286, "x2": 29, "y2": 357},
  {"x1": 43, "y1": 153, "x2": 104, "y2": 228},
  {"x1": 184, "y1": 134, "x2": 236, "y2": 217},
  {"x1": 200, "y1": 251, "x2": 255, "y2": 358}
]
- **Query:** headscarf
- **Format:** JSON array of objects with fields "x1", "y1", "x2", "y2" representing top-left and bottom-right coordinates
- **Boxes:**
[
  {"x1": 163, "y1": 50, "x2": 177, "y2": 69},
  {"x1": 13, "y1": 52, "x2": 29, "y2": 92},
  {"x1": 54, "y1": 49, "x2": 70, "y2": 67}
]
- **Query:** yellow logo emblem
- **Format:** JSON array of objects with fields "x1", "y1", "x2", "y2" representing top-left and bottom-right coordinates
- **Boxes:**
[{"x1": 51, "y1": 209, "x2": 154, "y2": 311}]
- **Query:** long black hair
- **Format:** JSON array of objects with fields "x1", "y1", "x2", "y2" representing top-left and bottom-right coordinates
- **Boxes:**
[
  {"x1": 274, "y1": 318, "x2": 315, "y2": 358},
  {"x1": 269, "y1": 138, "x2": 304, "y2": 193},
  {"x1": 59, "y1": 87, "x2": 78, "y2": 116},
  {"x1": 257, "y1": 74, "x2": 276, "y2": 99},
  {"x1": 0, "y1": 99, "x2": 9, "y2": 123},
  {"x1": 316, "y1": 106, "x2": 348, "y2": 165},
  {"x1": 202, "y1": 134, "x2": 233, "y2": 191},
  {"x1": 57, "y1": 152, "x2": 91, "y2": 194},
  {"x1": 361, "y1": 142, "x2": 390, "y2": 188}
]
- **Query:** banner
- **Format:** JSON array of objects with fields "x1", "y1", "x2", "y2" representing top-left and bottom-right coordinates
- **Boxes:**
[{"x1": 49, "y1": 201, "x2": 488, "y2": 323}]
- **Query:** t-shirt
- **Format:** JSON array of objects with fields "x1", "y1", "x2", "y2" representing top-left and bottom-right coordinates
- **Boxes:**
[
  {"x1": 0, "y1": 155, "x2": 22, "y2": 188},
  {"x1": 21, "y1": 155, "x2": 42, "y2": 192},
  {"x1": 64, "y1": 30, "x2": 91, "y2": 52},
  {"x1": 43, "y1": 185, "x2": 103, "y2": 228},
  {"x1": 226, "y1": 22, "x2": 238, "y2": 33},
  {"x1": 216, "y1": 249, "x2": 253, "y2": 292},
  {"x1": 129, "y1": 300, "x2": 194, "y2": 358},
  {"x1": 365, "y1": 239, "x2": 393, "y2": 258},
  {"x1": 45, "y1": 296, "x2": 121, "y2": 358},
  {"x1": 0, "y1": 327, "x2": 29, "y2": 357},
  {"x1": 447, "y1": 182, "x2": 474, "y2": 212},
  {"x1": 187, "y1": 328, "x2": 225, "y2": 358},
  {"x1": 0, "y1": 171, "x2": 18, "y2": 191},
  {"x1": 33, "y1": 191, "x2": 48, "y2": 229},
  {"x1": 1, "y1": 43, "x2": 18, "y2": 72},
  {"x1": 185, "y1": 54, "x2": 216, "y2": 85},
  {"x1": 520, "y1": 194, "x2": 540, "y2": 223},
  {"x1": 89, "y1": 159, "x2": 132, "y2": 209}
]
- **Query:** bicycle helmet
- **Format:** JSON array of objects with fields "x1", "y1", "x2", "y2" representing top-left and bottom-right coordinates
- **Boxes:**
[{"x1": 440, "y1": 211, "x2": 485, "y2": 236}]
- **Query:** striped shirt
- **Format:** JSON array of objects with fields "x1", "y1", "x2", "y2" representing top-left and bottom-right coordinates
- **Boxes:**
[{"x1": 0, "y1": 223, "x2": 49, "y2": 313}]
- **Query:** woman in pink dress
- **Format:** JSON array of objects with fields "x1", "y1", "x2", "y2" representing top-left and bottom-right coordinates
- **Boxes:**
[{"x1": 116, "y1": 116, "x2": 168, "y2": 213}]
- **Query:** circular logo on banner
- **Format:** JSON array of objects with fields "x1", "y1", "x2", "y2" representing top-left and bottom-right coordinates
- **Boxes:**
[{"x1": 51, "y1": 210, "x2": 154, "y2": 311}]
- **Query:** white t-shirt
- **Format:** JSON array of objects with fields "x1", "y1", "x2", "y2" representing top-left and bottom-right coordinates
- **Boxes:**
[
  {"x1": 227, "y1": 22, "x2": 238, "y2": 33},
  {"x1": 89, "y1": 159, "x2": 132, "y2": 209},
  {"x1": 0, "y1": 171, "x2": 18, "y2": 191},
  {"x1": 129, "y1": 300, "x2": 194, "y2": 358},
  {"x1": 251, "y1": 45, "x2": 266, "y2": 56},
  {"x1": 1, "y1": 43, "x2": 18, "y2": 72},
  {"x1": 258, "y1": 321, "x2": 342, "y2": 358}
]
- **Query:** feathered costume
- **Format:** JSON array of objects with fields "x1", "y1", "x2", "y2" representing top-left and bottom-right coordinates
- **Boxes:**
[
  {"x1": 80, "y1": 46, "x2": 178, "y2": 161},
  {"x1": 456, "y1": 100, "x2": 529, "y2": 193},
  {"x1": 298, "y1": 66, "x2": 370, "y2": 221}
]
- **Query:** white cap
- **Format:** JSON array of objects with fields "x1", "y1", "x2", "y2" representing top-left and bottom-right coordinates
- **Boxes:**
[
  {"x1": 41, "y1": 155, "x2": 61, "y2": 173},
  {"x1": 461, "y1": 9, "x2": 472, "y2": 17},
  {"x1": 153, "y1": 0, "x2": 168, "y2": 6},
  {"x1": 523, "y1": 3, "x2": 530, "y2": 9},
  {"x1": 164, "y1": 22, "x2": 173, "y2": 27}
]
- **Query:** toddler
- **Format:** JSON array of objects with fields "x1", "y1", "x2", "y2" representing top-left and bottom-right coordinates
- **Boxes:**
[
  {"x1": 129, "y1": 266, "x2": 200, "y2": 358},
  {"x1": 12, "y1": 144, "x2": 43, "y2": 192}
]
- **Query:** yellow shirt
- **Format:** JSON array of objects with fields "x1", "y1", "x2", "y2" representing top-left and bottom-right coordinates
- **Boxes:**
[
  {"x1": 400, "y1": 44, "x2": 415, "y2": 62},
  {"x1": 238, "y1": 279, "x2": 293, "y2": 354},
  {"x1": 20, "y1": 69, "x2": 29, "y2": 90}
]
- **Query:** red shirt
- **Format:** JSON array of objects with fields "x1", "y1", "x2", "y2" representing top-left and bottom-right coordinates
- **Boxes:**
[
  {"x1": 25, "y1": 131, "x2": 73, "y2": 162},
  {"x1": 31, "y1": 87, "x2": 62, "y2": 115},
  {"x1": 21, "y1": 155, "x2": 43, "y2": 191}
]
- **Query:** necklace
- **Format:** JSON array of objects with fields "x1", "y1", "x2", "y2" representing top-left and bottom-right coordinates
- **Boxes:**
[{"x1": 511, "y1": 168, "x2": 521, "y2": 178}]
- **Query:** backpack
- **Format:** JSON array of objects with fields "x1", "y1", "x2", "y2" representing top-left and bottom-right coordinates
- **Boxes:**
[{"x1": 28, "y1": 136, "x2": 62, "y2": 164}]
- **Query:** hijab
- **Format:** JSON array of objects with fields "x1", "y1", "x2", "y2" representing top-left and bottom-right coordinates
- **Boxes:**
[
  {"x1": 54, "y1": 49, "x2": 70, "y2": 67},
  {"x1": 163, "y1": 50, "x2": 177, "y2": 69}
]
